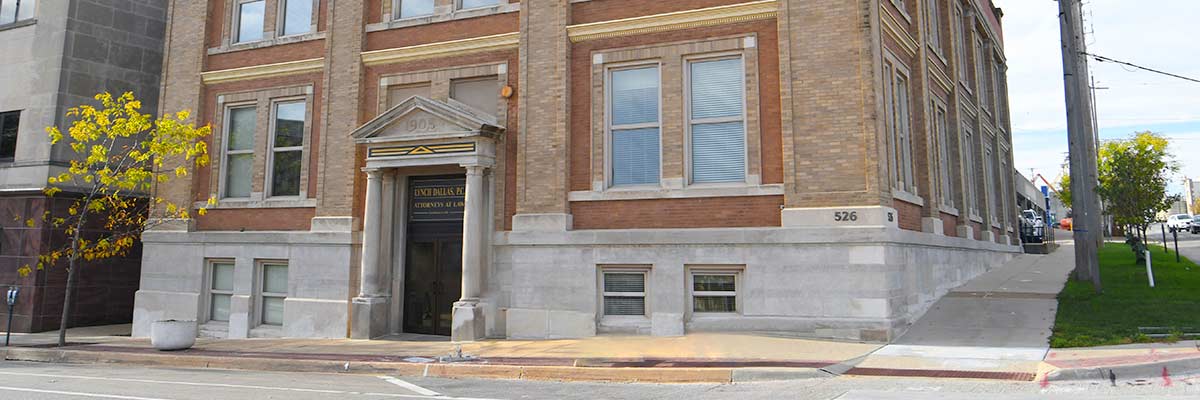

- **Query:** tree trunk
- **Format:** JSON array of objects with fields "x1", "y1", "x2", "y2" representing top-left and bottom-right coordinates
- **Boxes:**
[{"x1": 57, "y1": 224, "x2": 84, "y2": 347}]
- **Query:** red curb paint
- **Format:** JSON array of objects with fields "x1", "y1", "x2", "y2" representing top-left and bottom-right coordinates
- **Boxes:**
[
  {"x1": 1039, "y1": 374, "x2": 1050, "y2": 388},
  {"x1": 1163, "y1": 366, "x2": 1172, "y2": 387}
]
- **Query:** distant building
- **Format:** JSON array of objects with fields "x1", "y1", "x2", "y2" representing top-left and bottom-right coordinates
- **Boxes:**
[{"x1": 0, "y1": 1, "x2": 168, "y2": 332}]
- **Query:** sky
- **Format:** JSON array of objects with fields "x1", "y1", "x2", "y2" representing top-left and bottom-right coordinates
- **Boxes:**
[{"x1": 993, "y1": 0, "x2": 1200, "y2": 195}]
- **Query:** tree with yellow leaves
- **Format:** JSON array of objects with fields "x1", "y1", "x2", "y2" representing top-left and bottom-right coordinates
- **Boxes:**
[{"x1": 22, "y1": 92, "x2": 213, "y2": 347}]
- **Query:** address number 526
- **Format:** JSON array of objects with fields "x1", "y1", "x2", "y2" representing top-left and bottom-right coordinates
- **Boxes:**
[{"x1": 833, "y1": 211, "x2": 858, "y2": 222}]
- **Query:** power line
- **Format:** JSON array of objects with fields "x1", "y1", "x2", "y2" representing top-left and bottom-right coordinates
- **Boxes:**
[{"x1": 1083, "y1": 52, "x2": 1200, "y2": 84}]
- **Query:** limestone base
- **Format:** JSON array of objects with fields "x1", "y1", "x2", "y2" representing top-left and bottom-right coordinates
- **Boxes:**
[
  {"x1": 451, "y1": 302, "x2": 486, "y2": 342},
  {"x1": 351, "y1": 296, "x2": 390, "y2": 339}
]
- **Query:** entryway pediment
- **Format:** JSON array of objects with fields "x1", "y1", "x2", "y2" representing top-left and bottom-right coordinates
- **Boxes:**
[{"x1": 352, "y1": 96, "x2": 503, "y2": 144}]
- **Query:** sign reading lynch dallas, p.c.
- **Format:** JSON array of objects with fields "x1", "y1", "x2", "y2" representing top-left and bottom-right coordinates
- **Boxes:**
[{"x1": 409, "y1": 177, "x2": 466, "y2": 222}]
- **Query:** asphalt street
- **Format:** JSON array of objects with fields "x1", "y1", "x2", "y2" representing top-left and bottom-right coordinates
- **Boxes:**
[{"x1": 0, "y1": 361, "x2": 1197, "y2": 400}]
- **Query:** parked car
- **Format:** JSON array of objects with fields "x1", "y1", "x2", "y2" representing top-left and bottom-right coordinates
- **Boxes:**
[
  {"x1": 1190, "y1": 219, "x2": 1200, "y2": 234},
  {"x1": 1021, "y1": 210, "x2": 1045, "y2": 228},
  {"x1": 1166, "y1": 214, "x2": 1193, "y2": 233}
]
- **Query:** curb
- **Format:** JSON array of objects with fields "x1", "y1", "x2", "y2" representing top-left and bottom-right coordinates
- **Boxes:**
[
  {"x1": 0, "y1": 347, "x2": 831, "y2": 384},
  {"x1": 1045, "y1": 356, "x2": 1200, "y2": 382}
]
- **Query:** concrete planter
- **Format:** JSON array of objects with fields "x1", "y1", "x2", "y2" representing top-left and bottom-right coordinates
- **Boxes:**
[{"x1": 150, "y1": 320, "x2": 196, "y2": 351}]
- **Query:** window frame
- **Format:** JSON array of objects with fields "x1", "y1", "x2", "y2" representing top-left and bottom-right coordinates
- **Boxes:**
[
  {"x1": 255, "y1": 261, "x2": 288, "y2": 327},
  {"x1": 604, "y1": 61, "x2": 664, "y2": 189},
  {"x1": 984, "y1": 139, "x2": 998, "y2": 224},
  {"x1": 962, "y1": 123, "x2": 979, "y2": 215},
  {"x1": 598, "y1": 267, "x2": 650, "y2": 319},
  {"x1": 926, "y1": 0, "x2": 942, "y2": 54},
  {"x1": 931, "y1": 99, "x2": 952, "y2": 207},
  {"x1": 883, "y1": 53, "x2": 917, "y2": 196},
  {"x1": 456, "y1": 0, "x2": 502, "y2": 12},
  {"x1": 687, "y1": 266, "x2": 743, "y2": 317},
  {"x1": 683, "y1": 53, "x2": 749, "y2": 186},
  {"x1": 205, "y1": 260, "x2": 236, "y2": 323},
  {"x1": 0, "y1": 0, "x2": 35, "y2": 25},
  {"x1": 232, "y1": 0, "x2": 266, "y2": 44},
  {"x1": 265, "y1": 98, "x2": 307, "y2": 199},
  {"x1": 276, "y1": 0, "x2": 317, "y2": 38},
  {"x1": 219, "y1": 103, "x2": 258, "y2": 200},
  {"x1": 393, "y1": 0, "x2": 436, "y2": 20},
  {"x1": 953, "y1": 4, "x2": 968, "y2": 86},
  {"x1": 0, "y1": 110, "x2": 19, "y2": 162}
]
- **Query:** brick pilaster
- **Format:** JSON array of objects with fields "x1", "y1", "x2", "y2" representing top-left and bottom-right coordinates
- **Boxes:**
[
  {"x1": 515, "y1": 0, "x2": 571, "y2": 216},
  {"x1": 315, "y1": 0, "x2": 367, "y2": 218},
  {"x1": 157, "y1": 0, "x2": 210, "y2": 210}
]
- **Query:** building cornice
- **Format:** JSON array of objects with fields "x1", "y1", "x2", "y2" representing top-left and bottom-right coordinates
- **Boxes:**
[
  {"x1": 566, "y1": 0, "x2": 777, "y2": 43},
  {"x1": 200, "y1": 58, "x2": 325, "y2": 85},
  {"x1": 361, "y1": 32, "x2": 520, "y2": 67},
  {"x1": 879, "y1": 6, "x2": 918, "y2": 57}
]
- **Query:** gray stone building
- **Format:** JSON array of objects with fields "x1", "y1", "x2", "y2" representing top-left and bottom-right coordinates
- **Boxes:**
[{"x1": 0, "y1": 0, "x2": 168, "y2": 332}]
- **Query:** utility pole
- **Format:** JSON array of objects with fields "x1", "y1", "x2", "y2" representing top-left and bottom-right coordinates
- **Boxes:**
[{"x1": 1059, "y1": 0, "x2": 1102, "y2": 292}]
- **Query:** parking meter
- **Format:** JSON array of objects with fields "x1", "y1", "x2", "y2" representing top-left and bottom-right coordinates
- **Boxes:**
[{"x1": 5, "y1": 286, "x2": 17, "y2": 346}]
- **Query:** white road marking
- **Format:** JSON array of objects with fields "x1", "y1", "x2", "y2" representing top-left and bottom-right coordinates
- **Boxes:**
[
  {"x1": 0, "y1": 385, "x2": 173, "y2": 400},
  {"x1": 379, "y1": 376, "x2": 442, "y2": 396},
  {"x1": 0, "y1": 370, "x2": 500, "y2": 400}
]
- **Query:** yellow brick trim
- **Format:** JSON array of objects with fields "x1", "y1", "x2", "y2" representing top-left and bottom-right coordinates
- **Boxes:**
[
  {"x1": 200, "y1": 58, "x2": 325, "y2": 85},
  {"x1": 928, "y1": 63, "x2": 954, "y2": 92},
  {"x1": 566, "y1": 0, "x2": 777, "y2": 43},
  {"x1": 879, "y1": 7, "x2": 918, "y2": 57},
  {"x1": 361, "y1": 32, "x2": 520, "y2": 66}
]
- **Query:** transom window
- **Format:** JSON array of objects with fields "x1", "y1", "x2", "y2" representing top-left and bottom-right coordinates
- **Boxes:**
[
  {"x1": 459, "y1": 0, "x2": 501, "y2": 10},
  {"x1": 608, "y1": 65, "x2": 661, "y2": 187},
  {"x1": 0, "y1": 110, "x2": 18, "y2": 161},
  {"x1": 691, "y1": 271, "x2": 739, "y2": 313},
  {"x1": 884, "y1": 57, "x2": 916, "y2": 194},
  {"x1": 258, "y1": 263, "x2": 288, "y2": 326},
  {"x1": 234, "y1": 0, "x2": 265, "y2": 43},
  {"x1": 208, "y1": 262, "x2": 235, "y2": 322},
  {"x1": 688, "y1": 57, "x2": 746, "y2": 184},
  {"x1": 279, "y1": 0, "x2": 313, "y2": 36},
  {"x1": 268, "y1": 101, "x2": 305, "y2": 197},
  {"x1": 0, "y1": 0, "x2": 35, "y2": 25},
  {"x1": 601, "y1": 271, "x2": 647, "y2": 317},
  {"x1": 397, "y1": 0, "x2": 434, "y2": 19},
  {"x1": 223, "y1": 106, "x2": 257, "y2": 199}
]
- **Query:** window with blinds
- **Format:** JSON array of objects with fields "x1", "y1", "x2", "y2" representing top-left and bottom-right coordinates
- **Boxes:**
[
  {"x1": 609, "y1": 66, "x2": 660, "y2": 187},
  {"x1": 688, "y1": 58, "x2": 746, "y2": 184},
  {"x1": 451, "y1": 77, "x2": 499, "y2": 119},
  {"x1": 602, "y1": 272, "x2": 646, "y2": 316},
  {"x1": 883, "y1": 56, "x2": 915, "y2": 194}
]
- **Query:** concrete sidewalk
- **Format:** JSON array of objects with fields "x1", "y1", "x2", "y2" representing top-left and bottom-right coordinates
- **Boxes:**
[{"x1": 857, "y1": 236, "x2": 1076, "y2": 379}]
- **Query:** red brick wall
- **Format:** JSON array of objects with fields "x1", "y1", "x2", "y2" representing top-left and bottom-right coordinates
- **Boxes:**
[
  {"x1": 207, "y1": 40, "x2": 326, "y2": 71},
  {"x1": 970, "y1": 221, "x2": 983, "y2": 240},
  {"x1": 572, "y1": 196, "x2": 783, "y2": 230},
  {"x1": 895, "y1": 199, "x2": 922, "y2": 232},
  {"x1": 571, "y1": 0, "x2": 749, "y2": 24},
  {"x1": 364, "y1": 13, "x2": 518, "y2": 51},
  {"x1": 941, "y1": 212, "x2": 958, "y2": 237},
  {"x1": 198, "y1": 208, "x2": 317, "y2": 231}
]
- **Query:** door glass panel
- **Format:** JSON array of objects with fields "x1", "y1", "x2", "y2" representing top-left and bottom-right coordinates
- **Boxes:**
[
  {"x1": 404, "y1": 242, "x2": 436, "y2": 334},
  {"x1": 437, "y1": 240, "x2": 463, "y2": 335}
]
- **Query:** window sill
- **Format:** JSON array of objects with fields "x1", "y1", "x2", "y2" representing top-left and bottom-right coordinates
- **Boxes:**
[
  {"x1": 198, "y1": 198, "x2": 317, "y2": 210},
  {"x1": 928, "y1": 44, "x2": 948, "y2": 66},
  {"x1": 968, "y1": 212, "x2": 983, "y2": 224},
  {"x1": 208, "y1": 31, "x2": 326, "y2": 56},
  {"x1": 366, "y1": 3, "x2": 520, "y2": 33},
  {"x1": 569, "y1": 184, "x2": 783, "y2": 202},
  {"x1": 892, "y1": 190, "x2": 925, "y2": 207},
  {"x1": 0, "y1": 19, "x2": 35, "y2": 32},
  {"x1": 938, "y1": 204, "x2": 959, "y2": 217}
]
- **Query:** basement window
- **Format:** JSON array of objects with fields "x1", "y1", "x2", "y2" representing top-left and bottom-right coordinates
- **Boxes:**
[
  {"x1": 207, "y1": 262, "x2": 235, "y2": 322},
  {"x1": 690, "y1": 268, "x2": 740, "y2": 314},
  {"x1": 601, "y1": 269, "x2": 647, "y2": 317},
  {"x1": 258, "y1": 263, "x2": 288, "y2": 326}
]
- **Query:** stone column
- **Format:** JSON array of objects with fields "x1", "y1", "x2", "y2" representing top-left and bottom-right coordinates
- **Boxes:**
[
  {"x1": 351, "y1": 169, "x2": 388, "y2": 339},
  {"x1": 452, "y1": 165, "x2": 487, "y2": 342}
]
